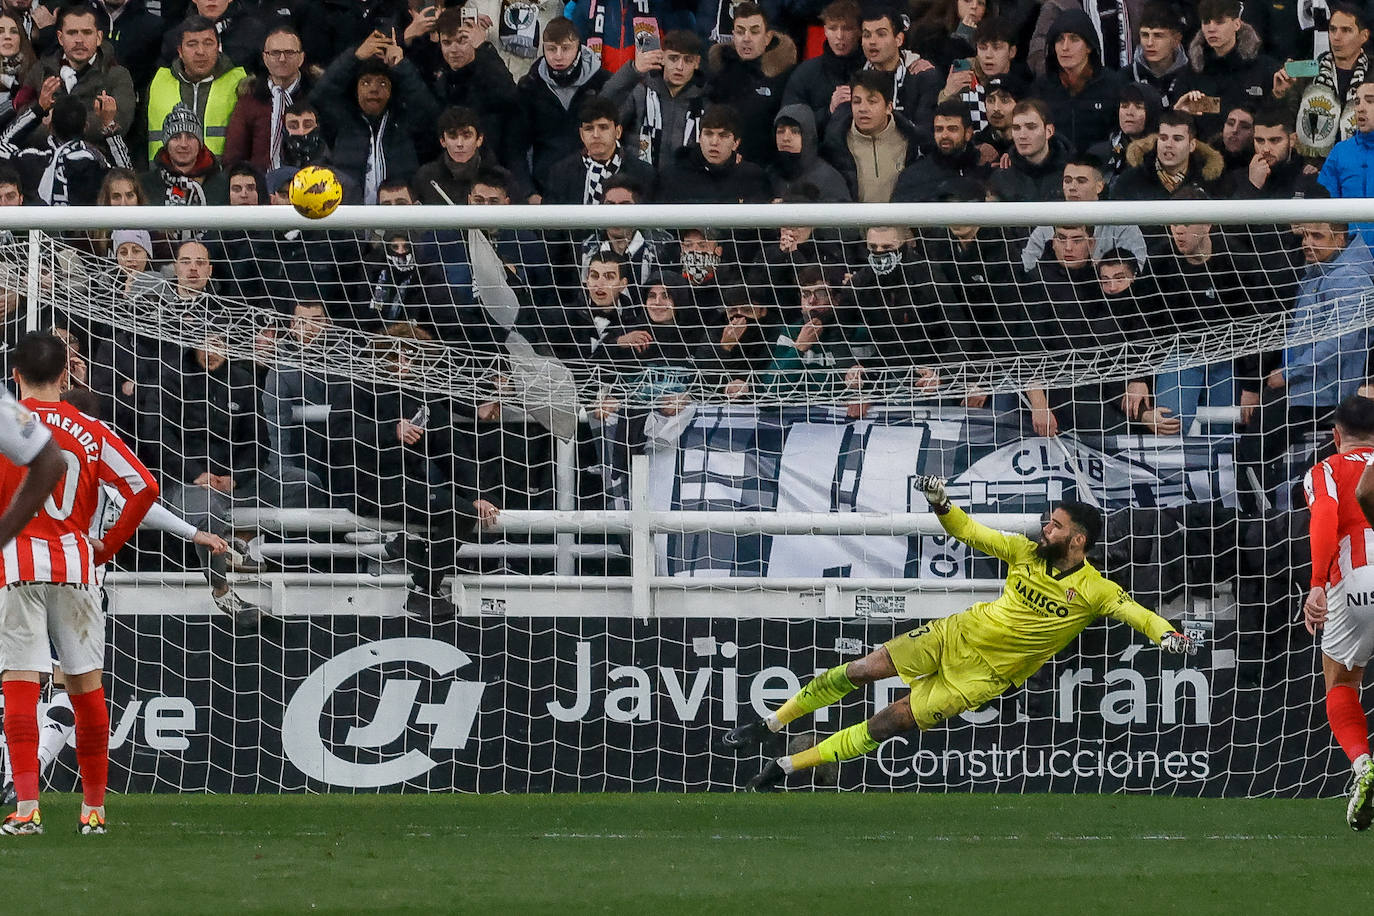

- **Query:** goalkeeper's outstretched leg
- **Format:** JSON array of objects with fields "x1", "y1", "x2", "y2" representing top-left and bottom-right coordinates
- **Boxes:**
[
  {"x1": 721, "y1": 646, "x2": 899, "y2": 752},
  {"x1": 736, "y1": 615, "x2": 1017, "y2": 791},
  {"x1": 745, "y1": 691, "x2": 919, "y2": 792}
]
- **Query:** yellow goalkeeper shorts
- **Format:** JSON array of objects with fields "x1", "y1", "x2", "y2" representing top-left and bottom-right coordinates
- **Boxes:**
[{"x1": 883, "y1": 615, "x2": 1012, "y2": 730}]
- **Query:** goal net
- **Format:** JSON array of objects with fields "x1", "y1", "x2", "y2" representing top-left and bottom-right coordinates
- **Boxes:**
[{"x1": 0, "y1": 199, "x2": 1363, "y2": 795}]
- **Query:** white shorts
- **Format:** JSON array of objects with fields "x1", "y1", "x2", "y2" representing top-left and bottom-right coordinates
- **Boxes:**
[
  {"x1": 0, "y1": 583, "x2": 104, "y2": 676},
  {"x1": 1325, "y1": 565, "x2": 1374, "y2": 669}
]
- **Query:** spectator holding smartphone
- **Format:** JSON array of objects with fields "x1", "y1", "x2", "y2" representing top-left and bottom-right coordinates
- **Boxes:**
[
  {"x1": 310, "y1": 30, "x2": 441, "y2": 203},
  {"x1": 1274, "y1": 2, "x2": 1370, "y2": 159},
  {"x1": 1173, "y1": 0, "x2": 1277, "y2": 139}
]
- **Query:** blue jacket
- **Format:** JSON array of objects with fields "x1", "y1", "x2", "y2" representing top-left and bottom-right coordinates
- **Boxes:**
[
  {"x1": 1284, "y1": 234, "x2": 1374, "y2": 407},
  {"x1": 1319, "y1": 129, "x2": 1374, "y2": 239}
]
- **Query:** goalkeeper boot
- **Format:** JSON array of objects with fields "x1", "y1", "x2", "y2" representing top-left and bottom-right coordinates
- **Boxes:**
[
  {"x1": 78, "y1": 810, "x2": 105, "y2": 835},
  {"x1": 1, "y1": 808, "x2": 41, "y2": 836},
  {"x1": 722, "y1": 718, "x2": 772, "y2": 752},
  {"x1": 0, "y1": 781, "x2": 14, "y2": 806},
  {"x1": 1347, "y1": 758, "x2": 1374, "y2": 831},
  {"x1": 744, "y1": 758, "x2": 787, "y2": 793}
]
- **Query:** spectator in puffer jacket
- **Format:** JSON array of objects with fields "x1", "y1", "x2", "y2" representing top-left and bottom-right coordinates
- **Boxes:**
[
  {"x1": 780, "y1": 0, "x2": 863, "y2": 135},
  {"x1": 223, "y1": 26, "x2": 316, "y2": 173},
  {"x1": 517, "y1": 16, "x2": 609, "y2": 199},
  {"x1": 1030, "y1": 7, "x2": 1124, "y2": 154},
  {"x1": 310, "y1": 34, "x2": 440, "y2": 203},
  {"x1": 702, "y1": 1, "x2": 796, "y2": 167},
  {"x1": 820, "y1": 70, "x2": 928, "y2": 202}
]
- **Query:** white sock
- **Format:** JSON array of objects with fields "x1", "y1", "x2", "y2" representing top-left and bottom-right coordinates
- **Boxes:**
[
  {"x1": 37, "y1": 692, "x2": 73, "y2": 775},
  {"x1": 777, "y1": 756, "x2": 795, "y2": 774},
  {"x1": 1355, "y1": 753, "x2": 1371, "y2": 774},
  {"x1": 765, "y1": 712, "x2": 782, "y2": 732},
  {"x1": 80, "y1": 803, "x2": 104, "y2": 819},
  {"x1": 16, "y1": 799, "x2": 36, "y2": 817}
]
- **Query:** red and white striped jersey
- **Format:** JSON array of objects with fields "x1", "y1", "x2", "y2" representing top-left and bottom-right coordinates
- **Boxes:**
[
  {"x1": 1304, "y1": 447, "x2": 1374, "y2": 589},
  {"x1": 0, "y1": 399, "x2": 158, "y2": 587}
]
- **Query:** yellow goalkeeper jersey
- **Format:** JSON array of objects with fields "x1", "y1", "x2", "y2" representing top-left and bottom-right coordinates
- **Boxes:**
[{"x1": 937, "y1": 505, "x2": 1175, "y2": 685}]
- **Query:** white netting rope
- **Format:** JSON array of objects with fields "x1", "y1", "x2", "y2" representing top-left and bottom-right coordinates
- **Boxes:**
[{"x1": 7, "y1": 230, "x2": 1367, "y2": 411}]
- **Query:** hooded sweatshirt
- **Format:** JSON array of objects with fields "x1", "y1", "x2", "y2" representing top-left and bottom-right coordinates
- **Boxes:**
[
  {"x1": 1030, "y1": 8, "x2": 1125, "y2": 154},
  {"x1": 518, "y1": 45, "x2": 610, "y2": 192},
  {"x1": 1129, "y1": 43, "x2": 1189, "y2": 108},
  {"x1": 768, "y1": 104, "x2": 851, "y2": 201}
]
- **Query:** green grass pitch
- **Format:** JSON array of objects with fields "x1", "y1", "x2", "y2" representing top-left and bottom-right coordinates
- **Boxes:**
[{"x1": 2, "y1": 793, "x2": 1370, "y2": 913}]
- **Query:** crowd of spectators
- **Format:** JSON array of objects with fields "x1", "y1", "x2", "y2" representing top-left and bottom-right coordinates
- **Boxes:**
[{"x1": 0, "y1": 0, "x2": 1372, "y2": 610}]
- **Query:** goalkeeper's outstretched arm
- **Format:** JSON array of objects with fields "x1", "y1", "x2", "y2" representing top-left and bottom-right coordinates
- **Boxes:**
[{"x1": 916, "y1": 475, "x2": 1028, "y2": 563}]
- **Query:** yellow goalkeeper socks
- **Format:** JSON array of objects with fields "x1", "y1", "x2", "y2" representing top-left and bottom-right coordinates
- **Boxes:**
[
  {"x1": 774, "y1": 665, "x2": 857, "y2": 727},
  {"x1": 785, "y1": 721, "x2": 879, "y2": 773}
]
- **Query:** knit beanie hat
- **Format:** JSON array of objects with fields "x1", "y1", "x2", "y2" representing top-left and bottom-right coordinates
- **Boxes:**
[
  {"x1": 161, "y1": 103, "x2": 203, "y2": 141},
  {"x1": 111, "y1": 229, "x2": 153, "y2": 259}
]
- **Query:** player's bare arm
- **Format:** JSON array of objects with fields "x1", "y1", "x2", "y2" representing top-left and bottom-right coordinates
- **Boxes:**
[{"x1": 0, "y1": 439, "x2": 64, "y2": 548}]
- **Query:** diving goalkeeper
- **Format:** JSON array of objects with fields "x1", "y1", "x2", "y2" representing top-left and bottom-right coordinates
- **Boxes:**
[{"x1": 727, "y1": 477, "x2": 1198, "y2": 791}]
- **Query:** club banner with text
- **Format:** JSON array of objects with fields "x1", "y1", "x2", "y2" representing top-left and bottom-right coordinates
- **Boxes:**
[{"x1": 641, "y1": 406, "x2": 1242, "y2": 579}]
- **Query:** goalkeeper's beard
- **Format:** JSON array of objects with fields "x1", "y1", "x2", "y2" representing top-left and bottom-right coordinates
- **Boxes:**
[{"x1": 1034, "y1": 537, "x2": 1068, "y2": 564}]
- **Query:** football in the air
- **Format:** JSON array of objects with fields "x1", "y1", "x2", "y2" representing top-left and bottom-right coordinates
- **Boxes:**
[{"x1": 288, "y1": 165, "x2": 343, "y2": 219}]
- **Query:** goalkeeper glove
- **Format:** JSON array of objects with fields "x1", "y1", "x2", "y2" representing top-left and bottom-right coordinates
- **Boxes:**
[
  {"x1": 1160, "y1": 632, "x2": 1199, "y2": 656},
  {"x1": 915, "y1": 474, "x2": 950, "y2": 510}
]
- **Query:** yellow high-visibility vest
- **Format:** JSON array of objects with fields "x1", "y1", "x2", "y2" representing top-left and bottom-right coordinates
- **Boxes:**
[{"x1": 146, "y1": 65, "x2": 246, "y2": 158}]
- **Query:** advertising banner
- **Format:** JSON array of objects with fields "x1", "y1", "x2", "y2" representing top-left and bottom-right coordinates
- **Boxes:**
[{"x1": 31, "y1": 614, "x2": 1335, "y2": 797}]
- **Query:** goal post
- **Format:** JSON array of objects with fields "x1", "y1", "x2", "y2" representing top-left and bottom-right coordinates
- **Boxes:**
[{"x1": 0, "y1": 198, "x2": 1365, "y2": 795}]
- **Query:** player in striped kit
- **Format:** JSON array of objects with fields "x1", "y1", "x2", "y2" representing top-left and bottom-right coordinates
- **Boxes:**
[
  {"x1": 0, "y1": 388, "x2": 231, "y2": 809},
  {"x1": 0, "y1": 333, "x2": 158, "y2": 836},
  {"x1": 1303, "y1": 395, "x2": 1374, "y2": 830}
]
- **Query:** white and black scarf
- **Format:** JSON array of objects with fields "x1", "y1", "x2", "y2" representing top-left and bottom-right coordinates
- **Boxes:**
[
  {"x1": 959, "y1": 76, "x2": 987, "y2": 132},
  {"x1": 1298, "y1": 0, "x2": 1332, "y2": 58},
  {"x1": 37, "y1": 138, "x2": 93, "y2": 205},
  {"x1": 586, "y1": 0, "x2": 650, "y2": 54},
  {"x1": 498, "y1": 0, "x2": 543, "y2": 59},
  {"x1": 1082, "y1": 0, "x2": 1132, "y2": 69},
  {"x1": 363, "y1": 112, "x2": 390, "y2": 205},
  {"x1": 156, "y1": 162, "x2": 208, "y2": 207},
  {"x1": 1297, "y1": 50, "x2": 1368, "y2": 157},
  {"x1": 638, "y1": 86, "x2": 702, "y2": 166},
  {"x1": 268, "y1": 78, "x2": 298, "y2": 170},
  {"x1": 583, "y1": 151, "x2": 621, "y2": 204},
  {"x1": 0, "y1": 54, "x2": 24, "y2": 121}
]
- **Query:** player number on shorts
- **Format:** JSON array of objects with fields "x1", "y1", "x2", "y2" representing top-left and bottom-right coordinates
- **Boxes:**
[{"x1": 43, "y1": 451, "x2": 81, "y2": 520}]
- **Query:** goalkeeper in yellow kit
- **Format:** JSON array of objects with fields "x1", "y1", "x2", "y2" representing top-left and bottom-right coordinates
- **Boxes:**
[{"x1": 727, "y1": 476, "x2": 1199, "y2": 791}]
